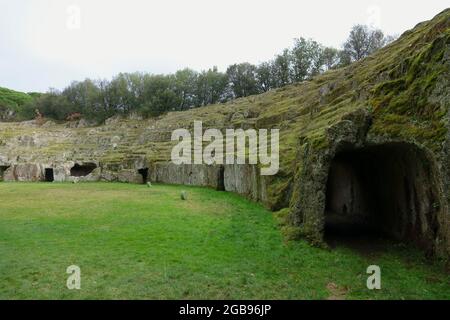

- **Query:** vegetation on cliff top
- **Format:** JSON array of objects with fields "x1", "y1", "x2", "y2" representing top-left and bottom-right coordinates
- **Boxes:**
[
  {"x1": 0, "y1": 23, "x2": 394, "y2": 123},
  {"x1": 0, "y1": 87, "x2": 37, "y2": 120}
]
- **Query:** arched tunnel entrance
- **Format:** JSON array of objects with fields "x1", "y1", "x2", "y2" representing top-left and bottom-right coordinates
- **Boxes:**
[
  {"x1": 70, "y1": 163, "x2": 97, "y2": 177},
  {"x1": 324, "y1": 143, "x2": 440, "y2": 252},
  {"x1": 138, "y1": 168, "x2": 149, "y2": 184},
  {"x1": 0, "y1": 165, "x2": 9, "y2": 181},
  {"x1": 44, "y1": 168, "x2": 54, "y2": 182}
]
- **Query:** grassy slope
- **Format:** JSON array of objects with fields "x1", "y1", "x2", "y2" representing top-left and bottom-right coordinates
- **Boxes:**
[
  {"x1": 0, "y1": 183, "x2": 448, "y2": 299},
  {"x1": 0, "y1": 87, "x2": 33, "y2": 112}
]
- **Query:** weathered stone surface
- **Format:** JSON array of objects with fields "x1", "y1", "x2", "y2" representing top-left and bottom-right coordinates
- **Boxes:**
[
  {"x1": 53, "y1": 165, "x2": 70, "y2": 182},
  {"x1": 117, "y1": 169, "x2": 143, "y2": 184},
  {"x1": 224, "y1": 164, "x2": 266, "y2": 201},
  {"x1": 290, "y1": 108, "x2": 450, "y2": 256},
  {"x1": 78, "y1": 167, "x2": 101, "y2": 182},
  {"x1": 3, "y1": 164, "x2": 43, "y2": 182},
  {"x1": 100, "y1": 170, "x2": 118, "y2": 182},
  {"x1": 0, "y1": 155, "x2": 8, "y2": 166},
  {"x1": 149, "y1": 163, "x2": 224, "y2": 190}
]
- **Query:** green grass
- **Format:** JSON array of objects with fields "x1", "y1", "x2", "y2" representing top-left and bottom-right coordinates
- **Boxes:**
[{"x1": 0, "y1": 182, "x2": 448, "y2": 300}]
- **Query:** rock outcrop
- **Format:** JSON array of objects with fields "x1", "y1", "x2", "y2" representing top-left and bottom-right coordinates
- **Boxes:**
[
  {"x1": 149, "y1": 163, "x2": 224, "y2": 190},
  {"x1": 3, "y1": 163, "x2": 43, "y2": 182}
]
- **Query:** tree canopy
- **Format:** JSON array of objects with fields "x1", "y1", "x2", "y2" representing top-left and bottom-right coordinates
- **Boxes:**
[{"x1": 7, "y1": 24, "x2": 395, "y2": 123}]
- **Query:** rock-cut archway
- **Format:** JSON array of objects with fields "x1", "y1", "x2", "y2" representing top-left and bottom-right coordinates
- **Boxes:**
[
  {"x1": 324, "y1": 142, "x2": 440, "y2": 252},
  {"x1": 138, "y1": 168, "x2": 149, "y2": 184},
  {"x1": 70, "y1": 163, "x2": 97, "y2": 177},
  {"x1": 0, "y1": 165, "x2": 10, "y2": 181},
  {"x1": 44, "y1": 168, "x2": 54, "y2": 182}
]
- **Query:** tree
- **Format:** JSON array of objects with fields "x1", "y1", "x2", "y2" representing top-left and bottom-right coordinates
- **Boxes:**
[
  {"x1": 291, "y1": 38, "x2": 324, "y2": 81},
  {"x1": 226, "y1": 63, "x2": 259, "y2": 98},
  {"x1": 108, "y1": 73, "x2": 133, "y2": 114},
  {"x1": 140, "y1": 74, "x2": 180, "y2": 117},
  {"x1": 11, "y1": 22, "x2": 399, "y2": 123},
  {"x1": 203, "y1": 67, "x2": 229, "y2": 105},
  {"x1": 96, "y1": 79, "x2": 116, "y2": 120},
  {"x1": 336, "y1": 50, "x2": 352, "y2": 68},
  {"x1": 272, "y1": 49, "x2": 291, "y2": 87},
  {"x1": 62, "y1": 79, "x2": 99, "y2": 113},
  {"x1": 322, "y1": 47, "x2": 340, "y2": 70},
  {"x1": 343, "y1": 24, "x2": 391, "y2": 62},
  {"x1": 194, "y1": 67, "x2": 229, "y2": 107},
  {"x1": 174, "y1": 68, "x2": 198, "y2": 111},
  {"x1": 33, "y1": 89, "x2": 72, "y2": 120},
  {"x1": 309, "y1": 43, "x2": 326, "y2": 77},
  {"x1": 256, "y1": 61, "x2": 275, "y2": 92}
]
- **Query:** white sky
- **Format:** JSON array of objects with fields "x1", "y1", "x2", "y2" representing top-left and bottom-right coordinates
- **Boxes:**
[{"x1": 1, "y1": 0, "x2": 449, "y2": 92}]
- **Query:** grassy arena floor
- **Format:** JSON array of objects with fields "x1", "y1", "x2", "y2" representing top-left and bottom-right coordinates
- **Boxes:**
[{"x1": 0, "y1": 182, "x2": 448, "y2": 300}]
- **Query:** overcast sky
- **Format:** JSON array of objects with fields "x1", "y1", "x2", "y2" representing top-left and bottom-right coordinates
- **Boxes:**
[{"x1": 1, "y1": 0, "x2": 448, "y2": 93}]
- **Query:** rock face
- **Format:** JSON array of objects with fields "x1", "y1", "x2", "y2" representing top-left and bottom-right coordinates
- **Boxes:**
[
  {"x1": 3, "y1": 164, "x2": 43, "y2": 182},
  {"x1": 117, "y1": 169, "x2": 143, "y2": 184},
  {"x1": 149, "y1": 163, "x2": 224, "y2": 190},
  {"x1": 147, "y1": 162, "x2": 268, "y2": 202},
  {"x1": 224, "y1": 164, "x2": 267, "y2": 202},
  {"x1": 0, "y1": 10, "x2": 449, "y2": 257},
  {"x1": 290, "y1": 109, "x2": 449, "y2": 257}
]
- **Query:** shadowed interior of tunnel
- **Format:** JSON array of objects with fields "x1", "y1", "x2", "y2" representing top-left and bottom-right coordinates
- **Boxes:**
[
  {"x1": 44, "y1": 168, "x2": 54, "y2": 182},
  {"x1": 70, "y1": 163, "x2": 97, "y2": 177},
  {"x1": 324, "y1": 143, "x2": 440, "y2": 253},
  {"x1": 0, "y1": 165, "x2": 10, "y2": 181},
  {"x1": 138, "y1": 168, "x2": 149, "y2": 183}
]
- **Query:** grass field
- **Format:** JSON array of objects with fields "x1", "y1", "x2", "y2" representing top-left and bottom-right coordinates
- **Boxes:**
[{"x1": 0, "y1": 182, "x2": 448, "y2": 300}]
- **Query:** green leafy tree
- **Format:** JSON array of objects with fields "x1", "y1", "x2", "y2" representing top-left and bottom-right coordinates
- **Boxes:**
[
  {"x1": 33, "y1": 89, "x2": 72, "y2": 120},
  {"x1": 272, "y1": 49, "x2": 291, "y2": 87},
  {"x1": 322, "y1": 47, "x2": 340, "y2": 70},
  {"x1": 195, "y1": 68, "x2": 229, "y2": 106},
  {"x1": 256, "y1": 61, "x2": 275, "y2": 92},
  {"x1": 140, "y1": 74, "x2": 180, "y2": 117},
  {"x1": 291, "y1": 38, "x2": 324, "y2": 81},
  {"x1": 174, "y1": 68, "x2": 198, "y2": 111},
  {"x1": 226, "y1": 63, "x2": 259, "y2": 98},
  {"x1": 62, "y1": 79, "x2": 101, "y2": 118},
  {"x1": 343, "y1": 25, "x2": 393, "y2": 62},
  {"x1": 6, "y1": 22, "x2": 399, "y2": 123}
]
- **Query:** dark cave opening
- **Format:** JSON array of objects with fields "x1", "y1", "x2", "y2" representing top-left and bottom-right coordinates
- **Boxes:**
[
  {"x1": 0, "y1": 165, "x2": 10, "y2": 181},
  {"x1": 44, "y1": 168, "x2": 54, "y2": 182},
  {"x1": 138, "y1": 168, "x2": 149, "y2": 183},
  {"x1": 70, "y1": 163, "x2": 97, "y2": 177},
  {"x1": 324, "y1": 143, "x2": 439, "y2": 252},
  {"x1": 217, "y1": 166, "x2": 225, "y2": 191}
]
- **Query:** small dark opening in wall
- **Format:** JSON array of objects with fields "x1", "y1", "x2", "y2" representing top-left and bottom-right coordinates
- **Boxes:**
[
  {"x1": 70, "y1": 163, "x2": 97, "y2": 177},
  {"x1": 44, "y1": 168, "x2": 54, "y2": 182},
  {"x1": 0, "y1": 165, "x2": 10, "y2": 181},
  {"x1": 217, "y1": 166, "x2": 225, "y2": 191},
  {"x1": 138, "y1": 168, "x2": 149, "y2": 183}
]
